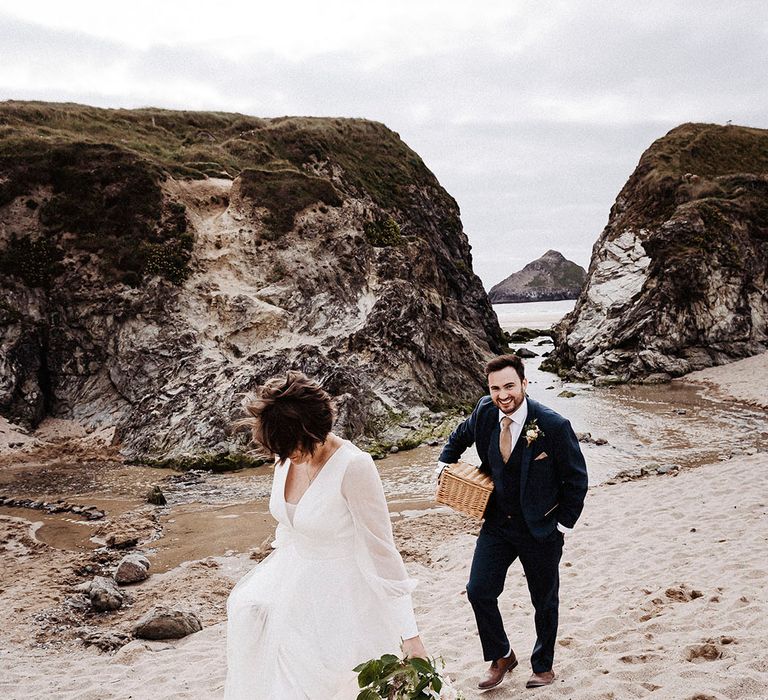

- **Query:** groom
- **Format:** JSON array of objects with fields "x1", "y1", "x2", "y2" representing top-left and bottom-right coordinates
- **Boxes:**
[{"x1": 438, "y1": 354, "x2": 588, "y2": 690}]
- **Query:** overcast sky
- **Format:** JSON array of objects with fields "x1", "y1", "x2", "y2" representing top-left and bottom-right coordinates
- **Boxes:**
[{"x1": 2, "y1": 1, "x2": 767, "y2": 289}]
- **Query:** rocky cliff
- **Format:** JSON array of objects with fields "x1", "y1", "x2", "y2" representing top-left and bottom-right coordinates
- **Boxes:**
[
  {"x1": 547, "y1": 122, "x2": 768, "y2": 382},
  {"x1": 487, "y1": 249, "x2": 585, "y2": 303},
  {"x1": 0, "y1": 101, "x2": 502, "y2": 463}
]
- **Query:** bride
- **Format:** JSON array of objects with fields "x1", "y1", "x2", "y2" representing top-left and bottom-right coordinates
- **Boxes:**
[{"x1": 225, "y1": 371, "x2": 427, "y2": 699}]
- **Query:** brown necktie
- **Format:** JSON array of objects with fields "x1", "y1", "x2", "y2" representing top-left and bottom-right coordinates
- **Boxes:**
[{"x1": 500, "y1": 416, "x2": 513, "y2": 462}]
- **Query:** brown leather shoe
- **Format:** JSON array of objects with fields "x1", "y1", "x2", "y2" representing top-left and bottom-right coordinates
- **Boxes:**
[
  {"x1": 526, "y1": 670, "x2": 555, "y2": 688},
  {"x1": 477, "y1": 651, "x2": 518, "y2": 690}
]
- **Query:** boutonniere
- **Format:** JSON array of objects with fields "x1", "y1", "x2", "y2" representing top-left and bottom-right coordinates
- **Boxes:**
[{"x1": 524, "y1": 418, "x2": 544, "y2": 446}]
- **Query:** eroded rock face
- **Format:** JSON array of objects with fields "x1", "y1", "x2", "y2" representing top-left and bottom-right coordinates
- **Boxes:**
[
  {"x1": 488, "y1": 250, "x2": 586, "y2": 303},
  {"x1": 549, "y1": 123, "x2": 768, "y2": 381},
  {"x1": 0, "y1": 103, "x2": 502, "y2": 461}
]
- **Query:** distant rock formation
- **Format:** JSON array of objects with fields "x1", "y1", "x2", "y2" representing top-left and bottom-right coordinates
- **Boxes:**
[
  {"x1": 488, "y1": 250, "x2": 585, "y2": 303},
  {"x1": 0, "y1": 101, "x2": 503, "y2": 463},
  {"x1": 546, "y1": 122, "x2": 768, "y2": 382}
]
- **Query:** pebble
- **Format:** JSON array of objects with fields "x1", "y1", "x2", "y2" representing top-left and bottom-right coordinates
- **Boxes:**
[{"x1": 656, "y1": 464, "x2": 678, "y2": 474}]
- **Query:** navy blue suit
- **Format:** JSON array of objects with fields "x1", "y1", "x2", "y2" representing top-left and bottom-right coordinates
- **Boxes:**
[{"x1": 439, "y1": 396, "x2": 588, "y2": 672}]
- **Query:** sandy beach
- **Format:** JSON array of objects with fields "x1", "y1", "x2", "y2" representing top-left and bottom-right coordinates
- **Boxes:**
[{"x1": 1, "y1": 353, "x2": 767, "y2": 699}]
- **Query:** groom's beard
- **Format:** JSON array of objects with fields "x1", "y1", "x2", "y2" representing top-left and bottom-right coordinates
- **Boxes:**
[{"x1": 492, "y1": 393, "x2": 525, "y2": 415}]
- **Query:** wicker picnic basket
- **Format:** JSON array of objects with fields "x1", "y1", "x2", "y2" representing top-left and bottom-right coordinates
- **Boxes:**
[{"x1": 435, "y1": 462, "x2": 494, "y2": 519}]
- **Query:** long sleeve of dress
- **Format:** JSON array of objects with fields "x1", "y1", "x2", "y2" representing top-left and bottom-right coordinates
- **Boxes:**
[
  {"x1": 271, "y1": 521, "x2": 289, "y2": 549},
  {"x1": 341, "y1": 452, "x2": 419, "y2": 640}
]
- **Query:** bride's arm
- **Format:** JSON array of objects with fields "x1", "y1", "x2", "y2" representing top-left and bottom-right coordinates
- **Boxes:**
[{"x1": 341, "y1": 451, "x2": 420, "y2": 642}]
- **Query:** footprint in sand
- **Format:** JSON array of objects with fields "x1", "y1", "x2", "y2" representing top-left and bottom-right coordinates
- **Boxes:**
[
  {"x1": 685, "y1": 642, "x2": 723, "y2": 663},
  {"x1": 619, "y1": 652, "x2": 663, "y2": 664},
  {"x1": 664, "y1": 584, "x2": 704, "y2": 602},
  {"x1": 637, "y1": 583, "x2": 708, "y2": 622}
]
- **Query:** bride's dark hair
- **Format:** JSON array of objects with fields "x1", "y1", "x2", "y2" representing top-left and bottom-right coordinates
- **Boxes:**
[{"x1": 239, "y1": 370, "x2": 335, "y2": 462}]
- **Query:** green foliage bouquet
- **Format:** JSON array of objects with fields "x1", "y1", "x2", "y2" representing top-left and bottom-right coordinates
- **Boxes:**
[{"x1": 353, "y1": 653, "x2": 463, "y2": 699}]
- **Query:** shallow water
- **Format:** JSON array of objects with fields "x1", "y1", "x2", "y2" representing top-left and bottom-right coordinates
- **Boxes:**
[
  {"x1": 2, "y1": 302, "x2": 765, "y2": 570},
  {"x1": 5, "y1": 376, "x2": 765, "y2": 570},
  {"x1": 521, "y1": 335, "x2": 767, "y2": 485}
]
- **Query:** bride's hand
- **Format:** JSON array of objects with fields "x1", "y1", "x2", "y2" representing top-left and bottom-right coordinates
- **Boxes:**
[{"x1": 402, "y1": 635, "x2": 428, "y2": 659}]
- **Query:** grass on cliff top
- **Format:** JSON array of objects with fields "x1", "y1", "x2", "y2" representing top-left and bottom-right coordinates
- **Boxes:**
[
  {"x1": 0, "y1": 101, "x2": 443, "y2": 287},
  {"x1": 622, "y1": 122, "x2": 768, "y2": 225},
  {"x1": 641, "y1": 122, "x2": 768, "y2": 234},
  {"x1": 0, "y1": 101, "x2": 438, "y2": 213},
  {"x1": 620, "y1": 122, "x2": 768, "y2": 308},
  {"x1": 651, "y1": 122, "x2": 768, "y2": 178}
]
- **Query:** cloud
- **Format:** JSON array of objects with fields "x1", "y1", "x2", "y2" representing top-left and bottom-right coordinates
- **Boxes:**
[{"x1": 1, "y1": 2, "x2": 767, "y2": 287}]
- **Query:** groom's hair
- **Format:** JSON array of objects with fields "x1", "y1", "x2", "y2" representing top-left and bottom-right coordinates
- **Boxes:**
[
  {"x1": 484, "y1": 354, "x2": 525, "y2": 381},
  {"x1": 238, "y1": 370, "x2": 336, "y2": 462}
]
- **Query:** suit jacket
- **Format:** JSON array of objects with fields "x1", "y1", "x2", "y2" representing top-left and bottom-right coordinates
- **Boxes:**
[{"x1": 439, "y1": 396, "x2": 588, "y2": 540}]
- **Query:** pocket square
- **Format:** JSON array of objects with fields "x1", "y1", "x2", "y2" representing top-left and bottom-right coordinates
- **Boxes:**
[{"x1": 534, "y1": 451, "x2": 549, "y2": 461}]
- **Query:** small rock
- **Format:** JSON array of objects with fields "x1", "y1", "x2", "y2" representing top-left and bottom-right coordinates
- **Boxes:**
[
  {"x1": 132, "y1": 606, "x2": 202, "y2": 640},
  {"x1": 115, "y1": 554, "x2": 151, "y2": 584},
  {"x1": 146, "y1": 486, "x2": 167, "y2": 506},
  {"x1": 89, "y1": 576, "x2": 124, "y2": 611},
  {"x1": 558, "y1": 390, "x2": 576, "y2": 398},
  {"x1": 638, "y1": 373, "x2": 672, "y2": 384},
  {"x1": 515, "y1": 348, "x2": 538, "y2": 358},
  {"x1": 584, "y1": 435, "x2": 603, "y2": 444},
  {"x1": 389, "y1": 445, "x2": 399, "y2": 454},
  {"x1": 593, "y1": 375, "x2": 625, "y2": 386},
  {"x1": 746, "y1": 447, "x2": 758, "y2": 455},
  {"x1": 106, "y1": 533, "x2": 140, "y2": 550},
  {"x1": 80, "y1": 628, "x2": 131, "y2": 652},
  {"x1": 83, "y1": 508, "x2": 106, "y2": 521}
]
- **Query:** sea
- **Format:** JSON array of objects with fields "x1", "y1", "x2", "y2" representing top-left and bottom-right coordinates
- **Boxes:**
[{"x1": 492, "y1": 299, "x2": 576, "y2": 332}]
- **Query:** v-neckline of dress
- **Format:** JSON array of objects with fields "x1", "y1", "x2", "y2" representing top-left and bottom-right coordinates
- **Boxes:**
[{"x1": 282, "y1": 440, "x2": 348, "y2": 515}]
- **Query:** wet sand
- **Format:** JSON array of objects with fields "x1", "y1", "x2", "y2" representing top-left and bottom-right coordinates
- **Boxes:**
[
  {"x1": 1, "y1": 350, "x2": 767, "y2": 698},
  {"x1": 3, "y1": 444, "x2": 767, "y2": 699}
]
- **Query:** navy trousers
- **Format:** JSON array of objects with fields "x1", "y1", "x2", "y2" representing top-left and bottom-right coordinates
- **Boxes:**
[{"x1": 466, "y1": 520, "x2": 563, "y2": 673}]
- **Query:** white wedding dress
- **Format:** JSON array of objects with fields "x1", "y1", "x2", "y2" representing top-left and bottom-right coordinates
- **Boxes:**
[{"x1": 224, "y1": 441, "x2": 418, "y2": 699}]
